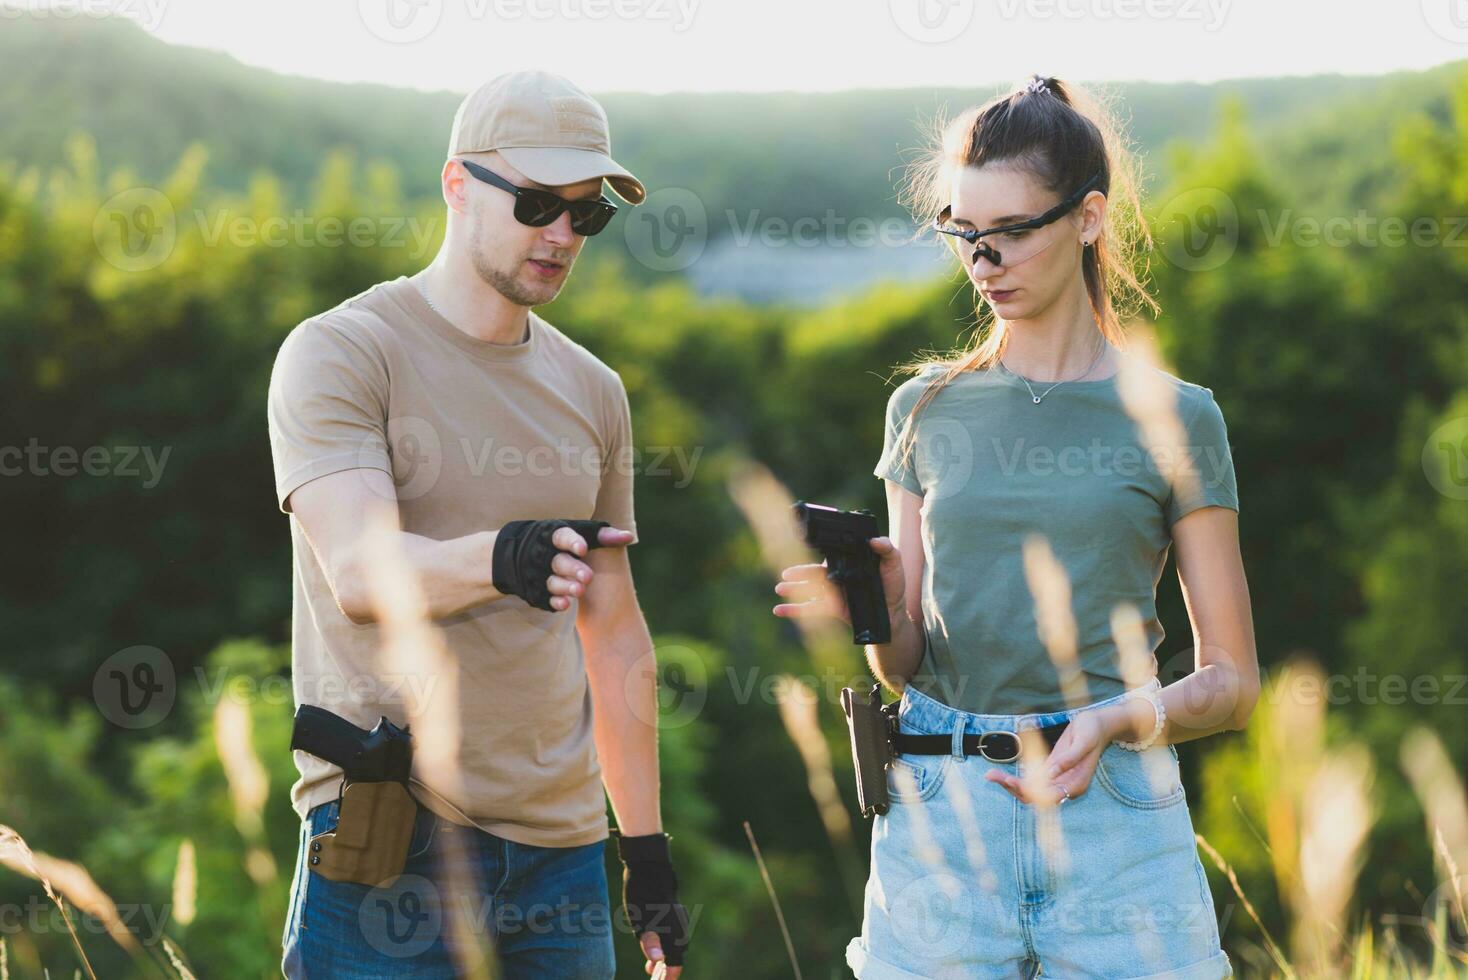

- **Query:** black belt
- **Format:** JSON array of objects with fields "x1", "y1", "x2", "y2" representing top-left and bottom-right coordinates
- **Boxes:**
[{"x1": 892, "y1": 719, "x2": 1069, "y2": 764}]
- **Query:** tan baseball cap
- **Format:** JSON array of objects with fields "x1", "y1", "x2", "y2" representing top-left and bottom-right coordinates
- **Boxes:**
[{"x1": 447, "y1": 70, "x2": 646, "y2": 205}]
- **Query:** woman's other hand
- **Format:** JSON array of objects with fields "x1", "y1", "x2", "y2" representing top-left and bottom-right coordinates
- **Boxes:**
[{"x1": 985, "y1": 709, "x2": 1110, "y2": 805}]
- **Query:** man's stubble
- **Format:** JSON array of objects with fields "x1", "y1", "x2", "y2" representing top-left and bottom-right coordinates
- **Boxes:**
[{"x1": 468, "y1": 206, "x2": 571, "y2": 309}]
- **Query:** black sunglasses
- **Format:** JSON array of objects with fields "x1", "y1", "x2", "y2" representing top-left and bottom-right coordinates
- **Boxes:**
[
  {"x1": 459, "y1": 159, "x2": 619, "y2": 236},
  {"x1": 933, "y1": 173, "x2": 1101, "y2": 266}
]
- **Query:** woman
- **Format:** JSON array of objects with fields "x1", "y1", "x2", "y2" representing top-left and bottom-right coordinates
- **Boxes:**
[{"x1": 773, "y1": 74, "x2": 1258, "y2": 979}]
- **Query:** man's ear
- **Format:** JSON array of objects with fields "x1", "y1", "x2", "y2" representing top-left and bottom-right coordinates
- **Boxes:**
[{"x1": 442, "y1": 158, "x2": 471, "y2": 215}]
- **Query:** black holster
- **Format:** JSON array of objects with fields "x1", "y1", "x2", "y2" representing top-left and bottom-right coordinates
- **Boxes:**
[{"x1": 841, "y1": 683, "x2": 898, "y2": 818}]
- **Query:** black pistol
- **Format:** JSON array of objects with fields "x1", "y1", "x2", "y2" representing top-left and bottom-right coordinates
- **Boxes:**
[
  {"x1": 793, "y1": 501, "x2": 891, "y2": 645},
  {"x1": 290, "y1": 704, "x2": 413, "y2": 784},
  {"x1": 290, "y1": 705, "x2": 417, "y2": 887}
]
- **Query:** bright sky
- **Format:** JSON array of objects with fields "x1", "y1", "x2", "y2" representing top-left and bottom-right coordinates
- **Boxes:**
[{"x1": 79, "y1": 0, "x2": 1468, "y2": 93}]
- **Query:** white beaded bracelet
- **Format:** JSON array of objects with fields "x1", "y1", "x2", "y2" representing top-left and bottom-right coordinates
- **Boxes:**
[{"x1": 1114, "y1": 688, "x2": 1165, "y2": 751}]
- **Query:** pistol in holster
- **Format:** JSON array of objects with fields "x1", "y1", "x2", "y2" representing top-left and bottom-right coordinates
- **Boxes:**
[
  {"x1": 841, "y1": 683, "x2": 899, "y2": 818},
  {"x1": 291, "y1": 704, "x2": 417, "y2": 888}
]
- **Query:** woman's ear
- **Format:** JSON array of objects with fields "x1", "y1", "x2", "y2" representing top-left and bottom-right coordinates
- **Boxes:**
[{"x1": 1080, "y1": 191, "x2": 1106, "y2": 246}]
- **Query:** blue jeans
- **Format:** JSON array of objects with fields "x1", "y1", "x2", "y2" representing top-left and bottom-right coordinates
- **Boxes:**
[
  {"x1": 847, "y1": 678, "x2": 1234, "y2": 979},
  {"x1": 281, "y1": 797, "x2": 616, "y2": 979}
]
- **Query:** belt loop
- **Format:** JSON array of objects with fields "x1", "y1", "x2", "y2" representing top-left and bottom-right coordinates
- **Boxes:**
[{"x1": 950, "y1": 715, "x2": 966, "y2": 760}]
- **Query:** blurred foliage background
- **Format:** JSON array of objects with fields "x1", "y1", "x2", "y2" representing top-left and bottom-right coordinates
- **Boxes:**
[{"x1": 3, "y1": 14, "x2": 1468, "y2": 980}]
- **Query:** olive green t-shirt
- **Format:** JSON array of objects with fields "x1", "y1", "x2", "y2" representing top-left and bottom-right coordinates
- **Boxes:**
[{"x1": 873, "y1": 357, "x2": 1239, "y2": 716}]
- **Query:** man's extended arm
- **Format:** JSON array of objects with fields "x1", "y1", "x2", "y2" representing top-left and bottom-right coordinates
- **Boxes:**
[
  {"x1": 286, "y1": 467, "x2": 603, "y2": 623},
  {"x1": 576, "y1": 545, "x2": 662, "y2": 836}
]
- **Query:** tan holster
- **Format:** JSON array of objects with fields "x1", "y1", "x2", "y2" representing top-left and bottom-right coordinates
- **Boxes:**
[{"x1": 308, "y1": 779, "x2": 417, "y2": 888}]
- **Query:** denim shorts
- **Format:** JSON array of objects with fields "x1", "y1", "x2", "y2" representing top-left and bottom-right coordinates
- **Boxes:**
[
  {"x1": 846, "y1": 678, "x2": 1233, "y2": 979},
  {"x1": 281, "y1": 796, "x2": 615, "y2": 979}
]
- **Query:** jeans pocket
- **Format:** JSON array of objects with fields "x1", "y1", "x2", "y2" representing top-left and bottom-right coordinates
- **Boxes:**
[
  {"x1": 283, "y1": 811, "x2": 313, "y2": 950},
  {"x1": 1095, "y1": 742, "x2": 1185, "y2": 810},
  {"x1": 292, "y1": 800, "x2": 342, "y2": 935},
  {"x1": 888, "y1": 753, "x2": 951, "y2": 804},
  {"x1": 405, "y1": 804, "x2": 438, "y2": 860}
]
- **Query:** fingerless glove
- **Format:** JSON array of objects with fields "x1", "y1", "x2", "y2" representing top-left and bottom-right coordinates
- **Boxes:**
[{"x1": 491, "y1": 518, "x2": 609, "y2": 611}]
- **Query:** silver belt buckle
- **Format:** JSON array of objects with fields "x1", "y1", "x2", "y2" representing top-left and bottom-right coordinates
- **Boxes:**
[{"x1": 976, "y1": 729, "x2": 1022, "y2": 763}]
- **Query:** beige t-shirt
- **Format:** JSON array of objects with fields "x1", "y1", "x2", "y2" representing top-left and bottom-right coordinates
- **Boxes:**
[{"x1": 266, "y1": 270, "x2": 637, "y2": 847}]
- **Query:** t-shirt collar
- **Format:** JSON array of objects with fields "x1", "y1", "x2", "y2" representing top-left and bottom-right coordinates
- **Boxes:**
[{"x1": 399, "y1": 271, "x2": 541, "y2": 364}]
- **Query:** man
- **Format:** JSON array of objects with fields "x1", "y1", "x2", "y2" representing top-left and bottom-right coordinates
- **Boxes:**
[{"x1": 269, "y1": 70, "x2": 690, "y2": 978}]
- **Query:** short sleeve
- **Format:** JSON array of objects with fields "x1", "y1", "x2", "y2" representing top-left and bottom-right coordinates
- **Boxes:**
[
  {"x1": 1163, "y1": 388, "x2": 1239, "y2": 527},
  {"x1": 266, "y1": 319, "x2": 391, "y2": 514},
  {"x1": 873, "y1": 381, "x2": 924, "y2": 497},
  {"x1": 591, "y1": 376, "x2": 638, "y2": 545}
]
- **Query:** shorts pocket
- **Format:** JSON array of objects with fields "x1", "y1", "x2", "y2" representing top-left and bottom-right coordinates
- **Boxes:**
[
  {"x1": 1191, "y1": 852, "x2": 1224, "y2": 948},
  {"x1": 887, "y1": 753, "x2": 951, "y2": 804},
  {"x1": 1095, "y1": 742, "x2": 1185, "y2": 810}
]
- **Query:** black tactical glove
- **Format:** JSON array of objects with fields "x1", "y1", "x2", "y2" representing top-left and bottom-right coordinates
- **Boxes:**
[
  {"x1": 613, "y1": 830, "x2": 691, "y2": 968},
  {"x1": 491, "y1": 519, "x2": 609, "y2": 611}
]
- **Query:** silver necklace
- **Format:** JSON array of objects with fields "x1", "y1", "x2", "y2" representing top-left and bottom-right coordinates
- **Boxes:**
[
  {"x1": 419, "y1": 277, "x2": 532, "y2": 346},
  {"x1": 1002, "y1": 337, "x2": 1109, "y2": 404}
]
